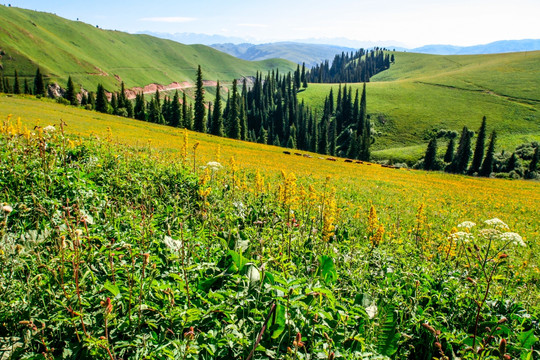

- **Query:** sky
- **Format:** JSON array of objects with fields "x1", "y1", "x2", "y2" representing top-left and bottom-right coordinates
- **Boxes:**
[{"x1": 6, "y1": 0, "x2": 540, "y2": 48}]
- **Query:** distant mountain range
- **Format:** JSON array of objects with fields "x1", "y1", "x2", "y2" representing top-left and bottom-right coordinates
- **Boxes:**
[
  {"x1": 210, "y1": 42, "x2": 357, "y2": 68},
  {"x1": 411, "y1": 39, "x2": 540, "y2": 55},
  {"x1": 137, "y1": 32, "x2": 540, "y2": 65}
]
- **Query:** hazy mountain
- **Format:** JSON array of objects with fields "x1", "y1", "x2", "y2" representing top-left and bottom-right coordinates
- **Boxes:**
[
  {"x1": 136, "y1": 31, "x2": 250, "y2": 45},
  {"x1": 210, "y1": 42, "x2": 357, "y2": 67},
  {"x1": 412, "y1": 39, "x2": 540, "y2": 55}
]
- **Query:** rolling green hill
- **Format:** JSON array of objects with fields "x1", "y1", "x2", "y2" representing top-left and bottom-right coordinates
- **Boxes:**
[
  {"x1": 0, "y1": 6, "x2": 295, "y2": 91},
  {"x1": 299, "y1": 51, "x2": 540, "y2": 163}
]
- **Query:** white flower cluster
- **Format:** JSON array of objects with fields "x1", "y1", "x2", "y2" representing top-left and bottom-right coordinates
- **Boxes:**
[
  {"x1": 451, "y1": 231, "x2": 474, "y2": 243},
  {"x1": 457, "y1": 221, "x2": 476, "y2": 229},
  {"x1": 484, "y1": 218, "x2": 509, "y2": 229},
  {"x1": 204, "y1": 161, "x2": 223, "y2": 171},
  {"x1": 43, "y1": 125, "x2": 56, "y2": 133},
  {"x1": 164, "y1": 235, "x2": 182, "y2": 253},
  {"x1": 499, "y1": 232, "x2": 526, "y2": 247}
]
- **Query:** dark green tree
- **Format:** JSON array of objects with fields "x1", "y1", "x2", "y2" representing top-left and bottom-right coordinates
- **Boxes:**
[
  {"x1": 134, "y1": 93, "x2": 146, "y2": 120},
  {"x1": 448, "y1": 126, "x2": 472, "y2": 174},
  {"x1": 3, "y1": 77, "x2": 11, "y2": 94},
  {"x1": 13, "y1": 70, "x2": 20, "y2": 94},
  {"x1": 469, "y1": 116, "x2": 487, "y2": 174},
  {"x1": 34, "y1": 68, "x2": 46, "y2": 97},
  {"x1": 227, "y1": 79, "x2": 240, "y2": 139},
  {"x1": 444, "y1": 137, "x2": 455, "y2": 163},
  {"x1": 211, "y1": 81, "x2": 223, "y2": 136},
  {"x1": 65, "y1": 76, "x2": 78, "y2": 105},
  {"x1": 423, "y1": 138, "x2": 438, "y2": 171},
  {"x1": 506, "y1": 152, "x2": 518, "y2": 173},
  {"x1": 23, "y1": 79, "x2": 31, "y2": 95},
  {"x1": 170, "y1": 91, "x2": 181, "y2": 127},
  {"x1": 193, "y1": 65, "x2": 206, "y2": 132},
  {"x1": 525, "y1": 145, "x2": 539, "y2": 179},
  {"x1": 479, "y1": 131, "x2": 496, "y2": 177},
  {"x1": 95, "y1": 84, "x2": 108, "y2": 113}
]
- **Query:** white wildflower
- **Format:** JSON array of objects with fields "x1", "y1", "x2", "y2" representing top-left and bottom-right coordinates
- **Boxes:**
[
  {"x1": 2, "y1": 205, "x2": 13, "y2": 214},
  {"x1": 43, "y1": 125, "x2": 56, "y2": 133},
  {"x1": 451, "y1": 231, "x2": 474, "y2": 243},
  {"x1": 484, "y1": 218, "x2": 509, "y2": 229},
  {"x1": 205, "y1": 161, "x2": 223, "y2": 171},
  {"x1": 499, "y1": 232, "x2": 526, "y2": 247},
  {"x1": 246, "y1": 265, "x2": 261, "y2": 283},
  {"x1": 164, "y1": 235, "x2": 182, "y2": 253},
  {"x1": 365, "y1": 305, "x2": 378, "y2": 319},
  {"x1": 457, "y1": 221, "x2": 476, "y2": 229}
]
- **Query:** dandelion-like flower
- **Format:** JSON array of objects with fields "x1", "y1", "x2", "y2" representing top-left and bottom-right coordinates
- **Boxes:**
[
  {"x1": 457, "y1": 221, "x2": 476, "y2": 229},
  {"x1": 499, "y1": 232, "x2": 526, "y2": 247},
  {"x1": 365, "y1": 305, "x2": 378, "y2": 319},
  {"x1": 2, "y1": 204, "x2": 13, "y2": 214},
  {"x1": 484, "y1": 218, "x2": 509, "y2": 229}
]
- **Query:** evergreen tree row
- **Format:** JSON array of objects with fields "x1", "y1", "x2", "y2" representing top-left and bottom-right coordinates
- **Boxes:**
[
  {"x1": 0, "y1": 68, "x2": 47, "y2": 96},
  {"x1": 421, "y1": 116, "x2": 539, "y2": 179},
  {"x1": 307, "y1": 48, "x2": 394, "y2": 83}
]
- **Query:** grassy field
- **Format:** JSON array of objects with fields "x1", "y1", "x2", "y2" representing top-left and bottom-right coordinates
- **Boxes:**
[
  {"x1": 0, "y1": 6, "x2": 295, "y2": 91},
  {"x1": 1, "y1": 95, "x2": 539, "y2": 359},
  {"x1": 298, "y1": 51, "x2": 540, "y2": 163}
]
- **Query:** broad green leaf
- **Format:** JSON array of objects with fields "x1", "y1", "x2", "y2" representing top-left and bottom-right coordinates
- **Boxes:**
[
  {"x1": 518, "y1": 329, "x2": 538, "y2": 349},
  {"x1": 271, "y1": 304, "x2": 286, "y2": 339},
  {"x1": 318, "y1": 255, "x2": 338, "y2": 284},
  {"x1": 103, "y1": 280, "x2": 121, "y2": 298}
]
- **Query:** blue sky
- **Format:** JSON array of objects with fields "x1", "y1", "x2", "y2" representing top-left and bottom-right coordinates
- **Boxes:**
[{"x1": 7, "y1": 0, "x2": 540, "y2": 47}]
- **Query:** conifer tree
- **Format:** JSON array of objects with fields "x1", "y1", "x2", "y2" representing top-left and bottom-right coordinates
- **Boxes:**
[
  {"x1": 87, "y1": 92, "x2": 96, "y2": 109},
  {"x1": 24, "y1": 79, "x2": 32, "y2": 95},
  {"x1": 469, "y1": 116, "x2": 487, "y2": 174},
  {"x1": 134, "y1": 93, "x2": 146, "y2": 120},
  {"x1": 294, "y1": 64, "x2": 301, "y2": 89},
  {"x1": 95, "y1": 84, "x2": 108, "y2": 113},
  {"x1": 34, "y1": 68, "x2": 46, "y2": 97},
  {"x1": 119, "y1": 82, "x2": 128, "y2": 109},
  {"x1": 207, "y1": 103, "x2": 213, "y2": 132},
  {"x1": 65, "y1": 76, "x2": 77, "y2": 105},
  {"x1": 448, "y1": 126, "x2": 472, "y2": 174},
  {"x1": 125, "y1": 99, "x2": 134, "y2": 118},
  {"x1": 479, "y1": 130, "x2": 496, "y2": 177},
  {"x1": 110, "y1": 93, "x2": 118, "y2": 114},
  {"x1": 227, "y1": 79, "x2": 240, "y2": 139},
  {"x1": 193, "y1": 65, "x2": 206, "y2": 133},
  {"x1": 170, "y1": 91, "x2": 181, "y2": 127},
  {"x1": 0, "y1": 75, "x2": 4, "y2": 93},
  {"x1": 423, "y1": 138, "x2": 438, "y2": 170},
  {"x1": 444, "y1": 137, "x2": 455, "y2": 163},
  {"x1": 301, "y1": 62, "x2": 307, "y2": 88},
  {"x1": 13, "y1": 70, "x2": 20, "y2": 94},
  {"x1": 211, "y1": 81, "x2": 223, "y2": 136},
  {"x1": 506, "y1": 152, "x2": 518, "y2": 173}
]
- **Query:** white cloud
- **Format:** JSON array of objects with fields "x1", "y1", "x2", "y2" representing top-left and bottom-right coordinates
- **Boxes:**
[{"x1": 140, "y1": 17, "x2": 196, "y2": 23}]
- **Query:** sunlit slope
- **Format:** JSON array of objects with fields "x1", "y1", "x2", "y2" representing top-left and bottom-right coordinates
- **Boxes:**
[
  {"x1": 0, "y1": 6, "x2": 295, "y2": 90},
  {"x1": 298, "y1": 51, "x2": 540, "y2": 161},
  {"x1": 2, "y1": 95, "x2": 539, "y2": 239}
]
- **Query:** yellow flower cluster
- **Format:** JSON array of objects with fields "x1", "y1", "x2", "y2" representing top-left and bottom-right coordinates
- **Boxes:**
[
  {"x1": 278, "y1": 170, "x2": 297, "y2": 208},
  {"x1": 367, "y1": 204, "x2": 384, "y2": 247},
  {"x1": 322, "y1": 188, "x2": 337, "y2": 242}
]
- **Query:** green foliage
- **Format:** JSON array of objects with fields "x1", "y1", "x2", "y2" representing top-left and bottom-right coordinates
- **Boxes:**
[{"x1": 193, "y1": 65, "x2": 206, "y2": 133}]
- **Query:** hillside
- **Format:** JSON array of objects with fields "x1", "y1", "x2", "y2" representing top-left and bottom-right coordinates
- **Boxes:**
[
  {"x1": 0, "y1": 6, "x2": 295, "y2": 91},
  {"x1": 210, "y1": 42, "x2": 357, "y2": 67},
  {"x1": 412, "y1": 39, "x2": 540, "y2": 55},
  {"x1": 299, "y1": 51, "x2": 540, "y2": 162}
]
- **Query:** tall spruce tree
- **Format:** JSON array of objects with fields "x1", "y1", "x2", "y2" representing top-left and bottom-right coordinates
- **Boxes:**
[
  {"x1": 227, "y1": 79, "x2": 240, "y2": 139},
  {"x1": 134, "y1": 93, "x2": 146, "y2": 120},
  {"x1": 24, "y1": 79, "x2": 32, "y2": 95},
  {"x1": 95, "y1": 84, "x2": 108, "y2": 113},
  {"x1": 193, "y1": 65, "x2": 206, "y2": 132},
  {"x1": 65, "y1": 76, "x2": 77, "y2": 105},
  {"x1": 13, "y1": 70, "x2": 20, "y2": 94},
  {"x1": 34, "y1": 68, "x2": 46, "y2": 97},
  {"x1": 469, "y1": 116, "x2": 487, "y2": 174},
  {"x1": 448, "y1": 126, "x2": 472, "y2": 174},
  {"x1": 170, "y1": 91, "x2": 181, "y2": 127},
  {"x1": 444, "y1": 137, "x2": 455, "y2": 163},
  {"x1": 479, "y1": 130, "x2": 496, "y2": 177},
  {"x1": 211, "y1": 81, "x2": 223, "y2": 136},
  {"x1": 423, "y1": 138, "x2": 438, "y2": 171}
]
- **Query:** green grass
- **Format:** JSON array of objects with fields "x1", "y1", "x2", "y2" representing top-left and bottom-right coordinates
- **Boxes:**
[
  {"x1": 0, "y1": 6, "x2": 295, "y2": 91},
  {"x1": 298, "y1": 51, "x2": 540, "y2": 160}
]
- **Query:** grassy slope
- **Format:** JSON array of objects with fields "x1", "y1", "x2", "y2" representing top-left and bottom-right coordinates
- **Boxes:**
[
  {"x1": 0, "y1": 6, "x2": 295, "y2": 90},
  {"x1": 2, "y1": 95, "x2": 539, "y2": 238},
  {"x1": 298, "y1": 51, "x2": 540, "y2": 162}
]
